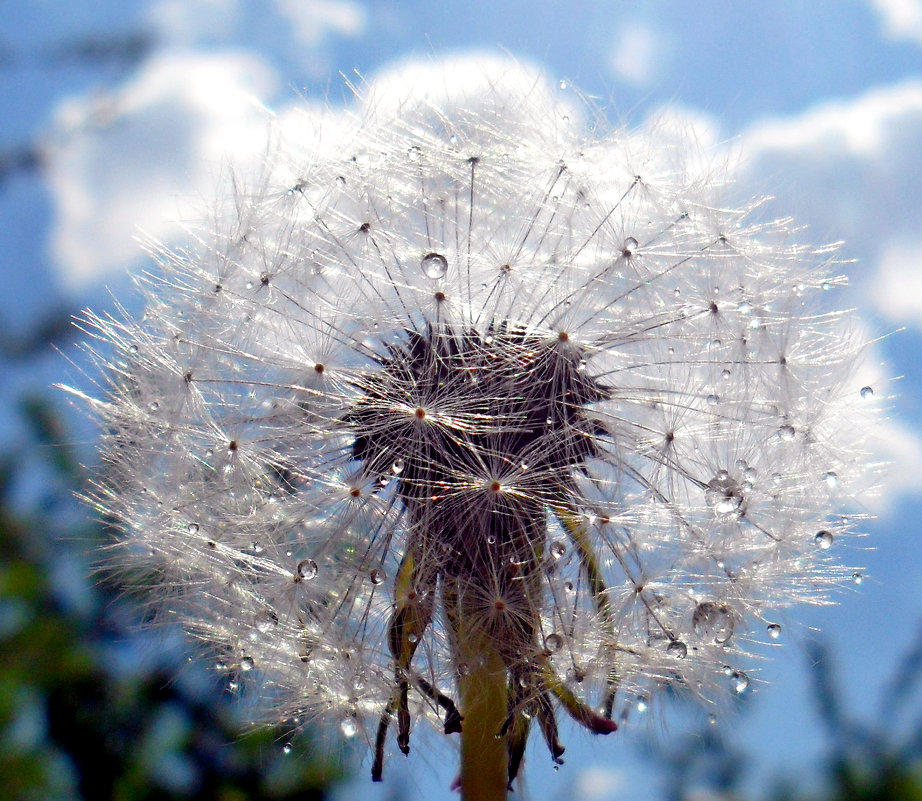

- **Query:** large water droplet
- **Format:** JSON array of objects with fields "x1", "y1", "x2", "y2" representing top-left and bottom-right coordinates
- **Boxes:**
[
  {"x1": 692, "y1": 601, "x2": 735, "y2": 643},
  {"x1": 549, "y1": 540, "x2": 566, "y2": 559},
  {"x1": 767, "y1": 623, "x2": 782, "y2": 639},
  {"x1": 860, "y1": 386, "x2": 874, "y2": 399},
  {"x1": 622, "y1": 237, "x2": 638, "y2": 257},
  {"x1": 340, "y1": 717, "x2": 357, "y2": 738},
  {"x1": 705, "y1": 474, "x2": 744, "y2": 517},
  {"x1": 545, "y1": 633, "x2": 564, "y2": 652},
  {"x1": 421, "y1": 252, "x2": 448, "y2": 279},
  {"x1": 814, "y1": 530, "x2": 834, "y2": 549},
  {"x1": 731, "y1": 670, "x2": 750, "y2": 694},
  {"x1": 240, "y1": 656, "x2": 254, "y2": 671},
  {"x1": 369, "y1": 568, "x2": 386, "y2": 585},
  {"x1": 824, "y1": 471, "x2": 838, "y2": 488},
  {"x1": 777, "y1": 424, "x2": 796, "y2": 442},
  {"x1": 667, "y1": 640, "x2": 688, "y2": 658},
  {"x1": 282, "y1": 743, "x2": 293, "y2": 755},
  {"x1": 852, "y1": 571, "x2": 863, "y2": 585},
  {"x1": 297, "y1": 559, "x2": 318, "y2": 580},
  {"x1": 391, "y1": 458, "x2": 404, "y2": 474},
  {"x1": 187, "y1": 522, "x2": 199, "y2": 534}
]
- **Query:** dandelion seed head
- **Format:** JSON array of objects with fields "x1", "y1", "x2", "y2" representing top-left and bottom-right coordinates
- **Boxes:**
[{"x1": 71, "y1": 58, "x2": 879, "y2": 786}]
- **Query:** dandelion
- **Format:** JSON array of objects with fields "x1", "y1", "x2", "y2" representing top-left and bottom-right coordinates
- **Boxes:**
[{"x1": 69, "y1": 60, "x2": 877, "y2": 800}]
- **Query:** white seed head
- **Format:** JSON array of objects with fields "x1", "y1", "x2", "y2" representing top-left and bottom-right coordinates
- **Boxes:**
[{"x1": 71, "y1": 61, "x2": 877, "y2": 781}]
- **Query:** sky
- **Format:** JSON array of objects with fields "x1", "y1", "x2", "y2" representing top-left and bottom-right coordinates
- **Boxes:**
[{"x1": 3, "y1": 1, "x2": 922, "y2": 799}]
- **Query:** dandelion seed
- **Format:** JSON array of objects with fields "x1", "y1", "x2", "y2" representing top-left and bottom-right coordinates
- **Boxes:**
[{"x1": 68, "y1": 60, "x2": 877, "y2": 801}]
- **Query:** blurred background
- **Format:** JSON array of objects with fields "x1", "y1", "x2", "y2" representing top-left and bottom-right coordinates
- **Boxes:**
[{"x1": 3, "y1": 1, "x2": 922, "y2": 799}]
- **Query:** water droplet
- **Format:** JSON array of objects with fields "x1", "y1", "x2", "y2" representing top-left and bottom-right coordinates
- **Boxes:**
[
  {"x1": 692, "y1": 601, "x2": 735, "y2": 643},
  {"x1": 667, "y1": 640, "x2": 688, "y2": 658},
  {"x1": 636, "y1": 698, "x2": 648, "y2": 713},
  {"x1": 391, "y1": 458, "x2": 404, "y2": 474},
  {"x1": 744, "y1": 467, "x2": 757, "y2": 481},
  {"x1": 622, "y1": 237, "x2": 639, "y2": 257},
  {"x1": 240, "y1": 656, "x2": 254, "y2": 671},
  {"x1": 245, "y1": 281, "x2": 254, "y2": 290},
  {"x1": 187, "y1": 522, "x2": 199, "y2": 534},
  {"x1": 860, "y1": 386, "x2": 874, "y2": 399},
  {"x1": 369, "y1": 568, "x2": 386, "y2": 585},
  {"x1": 558, "y1": 79, "x2": 568, "y2": 89},
  {"x1": 721, "y1": 369, "x2": 731, "y2": 381},
  {"x1": 821, "y1": 280, "x2": 832, "y2": 291},
  {"x1": 282, "y1": 743, "x2": 293, "y2": 755},
  {"x1": 407, "y1": 145, "x2": 421, "y2": 162},
  {"x1": 549, "y1": 541, "x2": 566, "y2": 559},
  {"x1": 421, "y1": 252, "x2": 448, "y2": 279},
  {"x1": 486, "y1": 534, "x2": 496, "y2": 545},
  {"x1": 297, "y1": 559, "x2": 318, "y2": 580},
  {"x1": 731, "y1": 671, "x2": 750, "y2": 694},
  {"x1": 128, "y1": 344, "x2": 139, "y2": 355},
  {"x1": 407, "y1": 633, "x2": 419, "y2": 644},
  {"x1": 738, "y1": 300, "x2": 753, "y2": 315},
  {"x1": 777, "y1": 424, "x2": 796, "y2": 442},
  {"x1": 852, "y1": 571, "x2": 863, "y2": 585},
  {"x1": 227, "y1": 680, "x2": 239, "y2": 692},
  {"x1": 457, "y1": 662, "x2": 470, "y2": 677},
  {"x1": 335, "y1": 175, "x2": 346, "y2": 187},
  {"x1": 814, "y1": 530, "x2": 834, "y2": 549},
  {"x1": 148, "y1": 401, "x2": 160, "y2": 412},
  {"x1": 705, "y1": 474, "x2": 744, "y2": 517},
  {"x1": 340, "y1": 718, "x2": 357, "y2": 738},
  {"x1": 824, "y1": 471, "x2": 838, "y2": 488},
  {"x1": 252, "y1": 541, "x2": 264, "y2": 554},
  {"x1": 545, "y1": 633, "x2": 564, "y2": 652},
  {"x1": 553, "y1": 764, "x2": 560, "y2": 773},
  {"x1": 767, "y1": 623, "x2": 782, "y2": 639}
]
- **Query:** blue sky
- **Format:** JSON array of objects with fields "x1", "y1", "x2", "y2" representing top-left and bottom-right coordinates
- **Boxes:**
[{"x1": 4, "y1": 1, "x2": 922, "y2": 799}]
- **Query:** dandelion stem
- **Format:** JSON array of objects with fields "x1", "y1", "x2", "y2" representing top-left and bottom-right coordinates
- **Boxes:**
[{"x1": 456, "y1": 630, "x2": 509, "y2": 801}]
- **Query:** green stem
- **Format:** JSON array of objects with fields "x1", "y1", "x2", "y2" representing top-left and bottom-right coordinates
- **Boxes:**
[{"x1": 456, "y1": 630, "x2": 508, "y2": 801}]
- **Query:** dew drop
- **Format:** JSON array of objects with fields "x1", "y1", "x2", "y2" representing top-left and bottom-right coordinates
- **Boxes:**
[
  {"x1": 335, "y1": 175, "x2": 346, "y2": 187},
  {"x1": 860, "y1": 386, "x2": 874, "y2": 399},
  {"x1": 706, "y1": 393, "x2": 720, "y2": 406},
  {"x1": 558, "y1": 79, "x2": 568, "y2": 90},
  {"x1": 297, "y1": 559, "x2": 318, "y2": 580},
  {"x1": 421, "y1": 252, "x2": 448, "y2": 279},
  {"x1": 636, "y1": 698, "x2": 648, "y2": 713},
  {"x1": 407, "y1": 633, "x2": 419, "y2": 644},
  {"x1": 738, "y1": 300, "x2": 753, "y2": 315},
  {"x1": 549, "y1": 540, "x2": 566, "y2": 559},
  {"x1": 369, "y1": 568, "x2": 386, "y2": 585},
  {"x1": 667, "y1": 640, "x2": 688, "y2": 658},
  {"x1": 391, "y1": 458, "x2": 404, "y2": 474},
  {"x1": 340, "y1": 718, "x2": 357, "y2": 738},
  {"x1": 148, "y1": 401, "x2": 160, "y2": 412},
  {"x1": 622, "y1": 237, "x2": 639, "y2": 257},
  {"x1": 486, "y1": 534, "x2": 497, "y2": 545},
  {"x1": 457, "y1": 662, "x2": 470, "y2": 677},
  {"x1": 731, "y1": 671, "x2": 750, "y2": 694},
  {"x1": 407, "y1": 145, "x2": 422, "y2": 162},
  {"x1": 692, "y1": 601, "x2": 735, "y2": 643},
  {"x1": 128, "y1": 344, "x2": 139, "y2": 355},
  {"x1": 824, "y1": 471, "x2": 838, "y2": 489},
  {"x1": 705, "y1": 474, "x2": 744, "y2": 517},
  {"x1": 814, "y1": 530, "x2": 834, "y2": 549},
  {"x1": 282, "y1": 743, "x2": 293, "y2": 755},
  {"x1": 240, "y1": 656, "x2": 254, "y2": 671},
  {"x1": 777, "y1": 424, "x2": 796, "y2": 442},
  {"x1": 721, "y1": 369, "x2": 731, "y2": 381},
  {"x1": 767, "y1": 623, "x2": 782, "y2": 640},
  {"x1": 545, "y1": 633, "x2": 564, "y2": 652},
  {"x1": 187, "y1": 522, "x2": 199, "y2": 534},
  {"x1": 853, "y1": 571, "x2": 863, "y2": 585}
]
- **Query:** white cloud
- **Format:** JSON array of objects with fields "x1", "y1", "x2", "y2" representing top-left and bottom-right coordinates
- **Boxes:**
[
  {"x1": 608, "y1": 22, "x2": 665, "y2": 87},
  {"x1": 273, "y1": 0, "x2": 366, "y2": 45},
  {"x1": 738, "y1": 80, "x2": 922, "y2": 326},
  {"x1": 45, "y1": 51, "x2": 279, "y2": 288},
  {"x1": 869, "y1": 0, "x2": 922, "y2": 45},
  {"x1": 574, "y1": 765, "x2": 626, "y2": 801}
]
